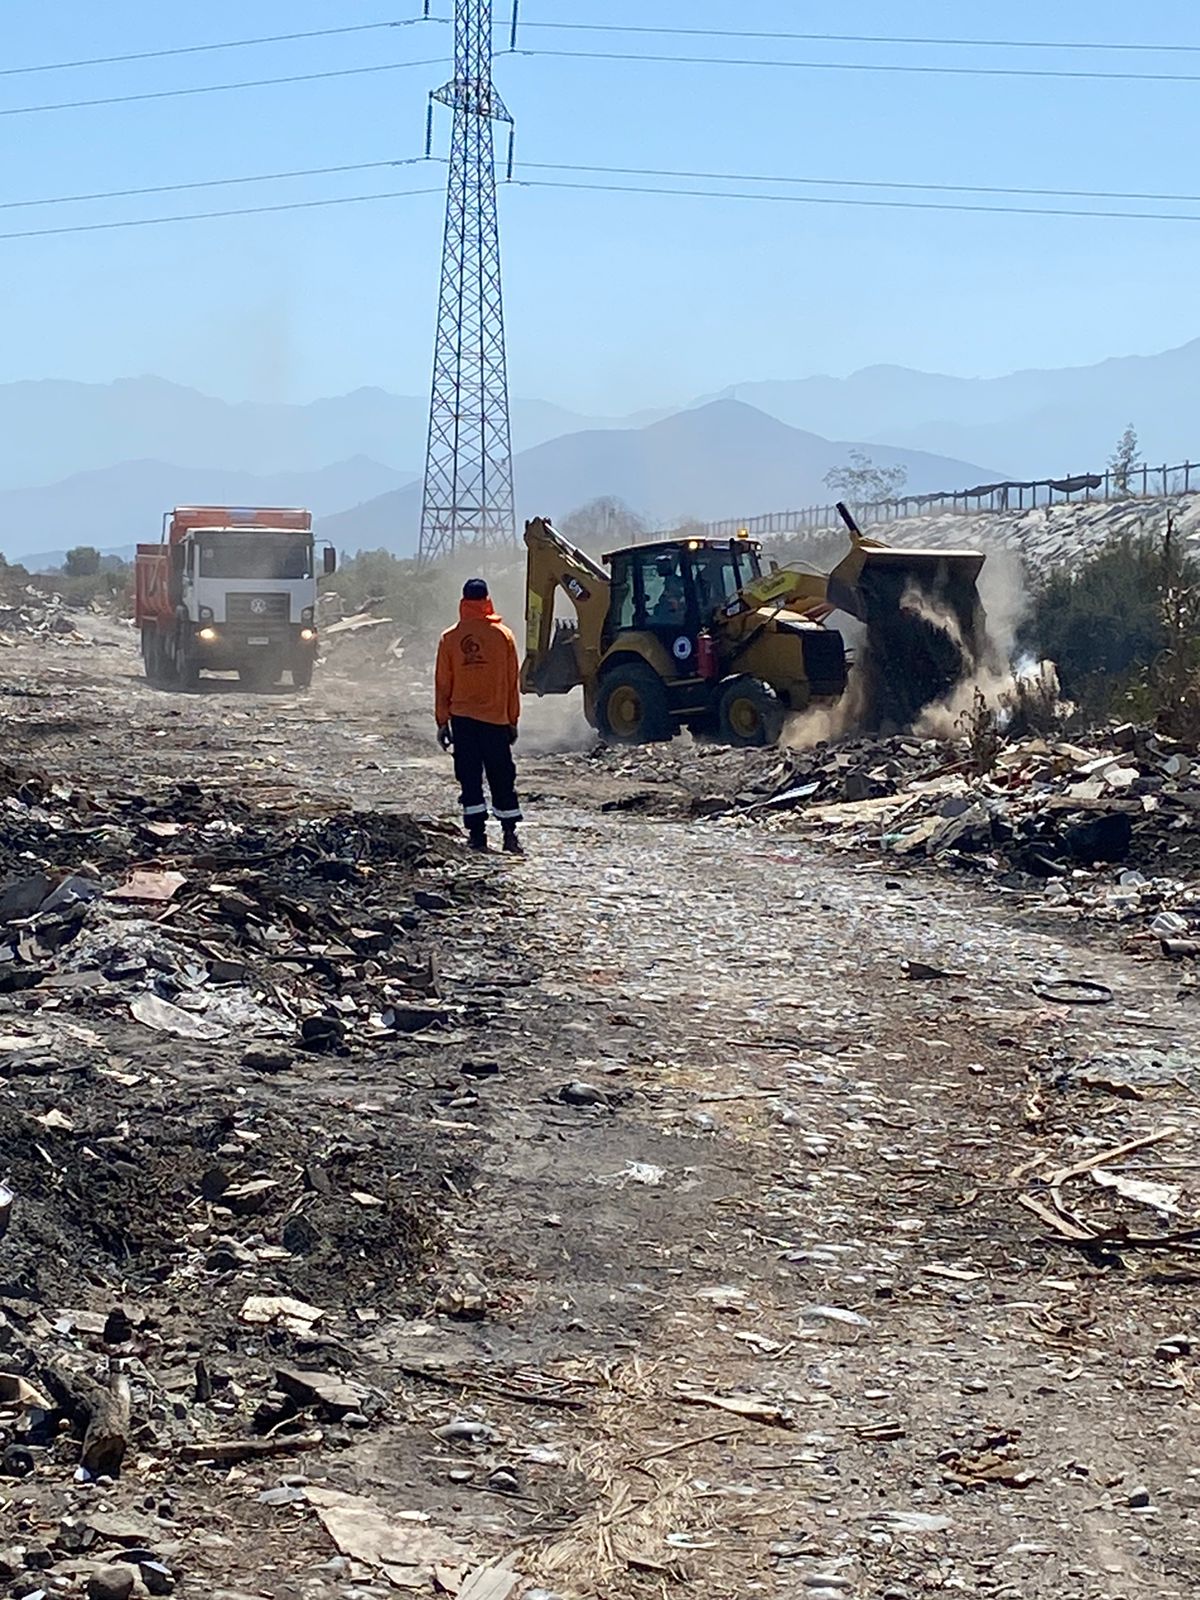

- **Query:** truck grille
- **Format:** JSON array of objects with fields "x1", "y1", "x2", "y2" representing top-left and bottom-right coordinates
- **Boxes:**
[{"x1": 227, "y1": 593, "x2": 290, "y2": 627}]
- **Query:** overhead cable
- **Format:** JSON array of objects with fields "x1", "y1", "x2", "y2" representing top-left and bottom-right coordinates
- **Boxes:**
[
  {"x1": 0, "y1": 19, "x2": 437, "y2": 78},
  {"x1": 513, "y1": 46, "x2": 1200, "y2": 86},
  {"x1": 514, "y1": 21, "x2": 1200, "y2": 56},
  {"x1": 0, "y1": 186, "x2": 442, "y2": 243},
  {"x1": 0, "y1": 58, "x2": 446, "y2": 119}
]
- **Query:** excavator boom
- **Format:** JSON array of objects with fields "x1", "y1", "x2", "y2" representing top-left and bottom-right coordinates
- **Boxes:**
[{"x1": 522, "y1": 517, "x2": 611, "y2": 695}]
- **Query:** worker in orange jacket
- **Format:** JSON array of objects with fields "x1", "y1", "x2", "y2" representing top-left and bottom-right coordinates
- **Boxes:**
[{"x1": 435, "y1": 578, "x2": 523, "y2": 853}]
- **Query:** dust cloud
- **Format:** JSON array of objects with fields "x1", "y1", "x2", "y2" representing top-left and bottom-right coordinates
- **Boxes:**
[
  {"x1": 785, "y1": 541, "x2": 1061, "y2": 746},
  {"x1": 519, "y1": 689, "x2": 595, "y2": 754},
  {"x1": 911, "y1": 544, "x2": 1055, "y2": 738}
]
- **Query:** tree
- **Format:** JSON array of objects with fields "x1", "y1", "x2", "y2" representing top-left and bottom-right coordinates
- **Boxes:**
[
  {"x1": 1109, "y1": 422, "x2": 1139, "y2": 495},
  {"x1": 64, "y1": 545, "x2": 101, "y2": 577},
  {"x1": 823, "y1": 450, "x2": 907, "y2": 505},
  {"x1": 559, "y1": 496, "x2": 647, "y2": 549}
]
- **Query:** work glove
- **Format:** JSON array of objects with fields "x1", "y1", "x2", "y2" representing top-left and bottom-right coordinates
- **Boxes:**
[
  {"x1": 437, "y1": 724, "x2": 453, "y2": 752},
  {"x1": 508, "y1": 725, "x2": 519, "y2": 746}
]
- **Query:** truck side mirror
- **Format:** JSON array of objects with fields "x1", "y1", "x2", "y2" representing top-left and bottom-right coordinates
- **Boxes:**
[{"x1": 323, "y1": 547, "x2": 337, "y2": 576}]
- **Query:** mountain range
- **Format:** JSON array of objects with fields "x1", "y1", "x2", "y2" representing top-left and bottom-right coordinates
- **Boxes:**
[
  {"x1": 712, "y1": 338, "x2": 1200, "y2": 472},
  {"x1": 319, "y1": 400, "x2": 994, "y2": 556},
  {"x1": 2, "y1": 336, "x2": 1198, "y2": 563}
]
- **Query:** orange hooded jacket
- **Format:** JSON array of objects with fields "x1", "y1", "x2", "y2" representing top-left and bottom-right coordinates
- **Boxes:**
[{"x1": 435, "y1": 597, "x2": 521, "y2": 729}]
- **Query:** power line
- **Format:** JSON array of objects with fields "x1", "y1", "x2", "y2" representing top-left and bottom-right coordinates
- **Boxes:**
[
  {"x1": 9, "y1": 162, "x2": 1200, "y2": 243},
  {"x1": 15, "y1": 155, "x2": 1200, "y2": 217},
  {"x1": 0, "y1": 159, "x2": 425, "y2": 213},
  {"x1": 0, "y1": 58, "x2": 447, "y2": 119},
  {"x1": 0, "y1": 18, "x2": 438, "y2": 78},
  {"x1": 0, "y1": 187, "x2": 442, "y2": 243},
  {"x1": 514, "y1": 174, "x2": 1200, "y2": 225},
  {"x1": 516, "y1": 159, "x2": 1200, "y2": 209},
  {"x1": 514, "y1": 46, "x2": 1200, "y2": 86},
  {"x1": 514, "y1": 21, "x2": 1200, "y2": 57}
]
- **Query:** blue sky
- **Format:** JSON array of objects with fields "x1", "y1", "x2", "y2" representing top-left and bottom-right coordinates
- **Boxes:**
[{"x1": 3, "y1": 0, "x2": 1200, "y2": 409}]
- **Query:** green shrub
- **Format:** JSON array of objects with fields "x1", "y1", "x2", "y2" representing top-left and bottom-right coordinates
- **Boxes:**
[{"x1": 1020, "y1": 530, "x2": 1200, "y2": 719}]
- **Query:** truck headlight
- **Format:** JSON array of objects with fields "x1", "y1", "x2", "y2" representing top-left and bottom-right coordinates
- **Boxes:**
[
  {"x1": 301, "y1": 606, "x2": 314, "y2": 624},
  {"x1": 198, "y1": 627, "x2": 217, "y2": 642},
  {"x1": 199, "y1": 606, "x2": 214, "y2": 622},
  {"x1": 300, "y1": 628, "x2": 316, "y2": 642}
]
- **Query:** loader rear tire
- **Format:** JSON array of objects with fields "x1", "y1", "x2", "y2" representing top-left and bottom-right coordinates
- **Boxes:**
[
  {"x1": 596, "y1": 663, "x2": 673, "y2": 745},
  {"x1": 717, "y1": 676, "x2": 784, "y2": 748}
]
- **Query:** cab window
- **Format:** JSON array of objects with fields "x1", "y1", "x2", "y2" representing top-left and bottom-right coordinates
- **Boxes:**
[
  {"x1": 610, "y1": 564, "x2": 636, "y2": 630},
  {"x1": 689, "y1": 550, "x2": 742, "y2": 614},
  {"x1": 641, "y1": 550, "x2": 688, "y2": 627}
]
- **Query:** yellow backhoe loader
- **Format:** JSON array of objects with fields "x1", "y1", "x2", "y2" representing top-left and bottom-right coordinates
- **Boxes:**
[{"x1": 522, "y1": 505, "x2": 988, "y2": 745}]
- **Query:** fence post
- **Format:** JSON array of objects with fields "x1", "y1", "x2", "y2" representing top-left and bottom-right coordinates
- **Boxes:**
[{"x1": 1162, "y1": 464, "x2": 1168, "y2": 497}]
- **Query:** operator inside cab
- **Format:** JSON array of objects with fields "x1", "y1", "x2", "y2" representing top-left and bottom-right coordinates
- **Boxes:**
[{"x1": 651, "y1": 558, "x2": 688, "y2": 625}]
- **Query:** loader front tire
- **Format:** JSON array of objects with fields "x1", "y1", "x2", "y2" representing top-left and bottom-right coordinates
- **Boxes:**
[
  {"x1": 717, "y1": 675, "x2": 784, "y2": 748},
  {"x1": 596, "y1": 663, "x2": 673, "y2": 745}
]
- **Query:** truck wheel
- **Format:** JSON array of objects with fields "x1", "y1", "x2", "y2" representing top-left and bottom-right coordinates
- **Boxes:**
[
  {"x1": 292, "y1": 659, "x2": 313, "y2": 689},
  {"x1": 141, "y1": 628, "x2": 161, "y2": 686},
  {"x1": 596, "y1": 663, "x2": 673, "y2": 745},
  {"x1": 176, "y1": 646, "x2": 200, "y2": 690},
  {"x1": 146, "y1": 630, "x2": 176, "y2": 688},
  {"x1": 717, "y1": 675, "x2": 784, "y2": 747}
]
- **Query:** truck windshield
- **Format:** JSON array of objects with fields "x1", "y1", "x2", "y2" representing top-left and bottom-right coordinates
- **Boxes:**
[{"x1": 194, "y1": 533, "x2": 313, "y2": 580}]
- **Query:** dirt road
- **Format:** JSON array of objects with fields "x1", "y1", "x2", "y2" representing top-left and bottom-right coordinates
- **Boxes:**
[{"x1": 2, "y1": 628, "x2": 1199, "y2": 1600}]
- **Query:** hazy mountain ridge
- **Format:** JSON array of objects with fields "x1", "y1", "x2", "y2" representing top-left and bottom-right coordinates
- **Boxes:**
[
  {"x1": 318, "y1": 400, "x2": 998, "y2": 556},
  {"x1": 711, "y1": 338, "x2": 1200, "y2": 470},
  {"x1": 0, "y1": 376, "x2": 651, "y2": 493},
  {"x1": 0, "y1": 457, "x2": 413, "y2": 562},
  {"x1": 5, "y1": 334, "x2": 1200, "y2": 561}
]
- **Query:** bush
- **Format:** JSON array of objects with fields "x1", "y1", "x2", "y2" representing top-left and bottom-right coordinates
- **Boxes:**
[
  {"x1": 1021, "y1": 524, "x2": 1200, "y2": 727},
  {"x1": 1020, "y1": 532, "x2": 1196, "y2": 718}
]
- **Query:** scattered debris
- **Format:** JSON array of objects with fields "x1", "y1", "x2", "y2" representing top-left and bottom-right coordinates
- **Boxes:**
[
  {"x1": 239, "y1": 1294, "x2": 326, "y2": 1335},
  {"x1": 305, "y1": 1486, "x2": 469, "y2": 1582},
  {"x1": 674, "y1": 1385, "x2": 796, "y2": 1428}
]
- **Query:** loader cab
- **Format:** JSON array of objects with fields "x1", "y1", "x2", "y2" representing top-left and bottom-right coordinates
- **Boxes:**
[{"x1": 603, "y1": 538, "x2": 765, "y2": 665}]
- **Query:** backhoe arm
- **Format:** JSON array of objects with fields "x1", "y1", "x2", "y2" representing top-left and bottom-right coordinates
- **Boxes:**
[{"x1": 522, "y1": 516, "x2": 611, "y2": 694}]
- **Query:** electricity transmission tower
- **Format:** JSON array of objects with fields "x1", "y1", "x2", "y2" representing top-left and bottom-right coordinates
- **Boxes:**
[{"x1": 418, "y1": 0, "x2": 517, "y2": 564}]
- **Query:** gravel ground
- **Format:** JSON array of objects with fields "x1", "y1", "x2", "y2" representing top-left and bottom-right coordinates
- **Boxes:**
[{"x1": 0, "y1": 624, "x2": 1197, "y2": 1600}]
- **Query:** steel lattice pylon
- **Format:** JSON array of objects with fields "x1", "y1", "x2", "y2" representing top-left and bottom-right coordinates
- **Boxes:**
[{"x1": 418, "y1": 0, "x2": 516, "y2": 564}]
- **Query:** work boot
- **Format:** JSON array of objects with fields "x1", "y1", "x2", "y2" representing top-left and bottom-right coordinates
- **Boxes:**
[
  {"x1": 467, "y1": 826, "x2": 488, "y2": 853},
  {"x1": 501, "y1": 825, "x2": 524, "y2": 856}
]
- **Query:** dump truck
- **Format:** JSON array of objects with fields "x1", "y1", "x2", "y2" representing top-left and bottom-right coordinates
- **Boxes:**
[
  {"x1": 522, "y1": 506, "x2": 988, "y2": 744},
  {"x1": 135, "y1": 506, "x2": 335, "y2": 690}
]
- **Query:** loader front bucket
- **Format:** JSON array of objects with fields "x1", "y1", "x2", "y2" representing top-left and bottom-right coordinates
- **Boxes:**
[{"x1": 827, "y1": 544, "x2": 989, "y2": 731}]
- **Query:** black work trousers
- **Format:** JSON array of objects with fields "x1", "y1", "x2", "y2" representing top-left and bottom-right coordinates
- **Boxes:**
[{"x1": 451, "y1": 715, "x2": 521, "y2": 829}]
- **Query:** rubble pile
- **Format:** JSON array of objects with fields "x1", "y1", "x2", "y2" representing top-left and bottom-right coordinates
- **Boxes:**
[
  {"x1": 762, "y1": 726, "x2": 1200, "y2": 951},
  {"x1": 596, "y1": 724, "x2": 1200, "y2": 956},
  {"x1": 0, "y1": 761, "x2": 499, "y2": 1592},
  {"x1": 0, "y1": 764, "x2": 464, "y2": 1042},
  {"x1": 0, "y1": 581, "x2": 89, "y2": 646}
]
